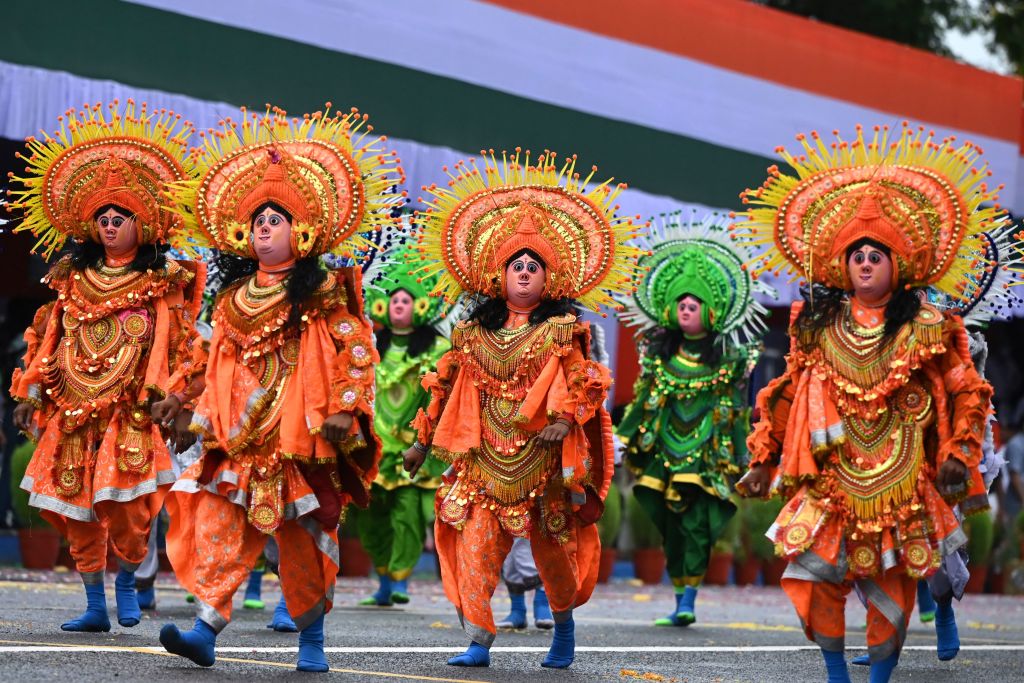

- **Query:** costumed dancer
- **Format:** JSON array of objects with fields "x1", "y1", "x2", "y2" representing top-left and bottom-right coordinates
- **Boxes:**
[
  {"x1": 358, "y1": 241, "x2": 451, "y2": 606},
  {"x1": 735, "y1": 124, "x2": 1003, "y2": 683},
  {"x1": 403, "y1": 150, "x2": 644, "y2": 668},
  {"x1": 497, "y1": 325, "x2": 611, "y2": 631},
  {"x1": 851, "y1": 224, "x2": 1024, "y2": 666},
  {"x1": 159, "y1": 104, "x2": 401, "y2": 671},
  {"x1": 616, "y1": 214, "x2": 771, "y2": 626},
  {"x1": 7, "y1": 101, "x2": 204, "y2": 632}
]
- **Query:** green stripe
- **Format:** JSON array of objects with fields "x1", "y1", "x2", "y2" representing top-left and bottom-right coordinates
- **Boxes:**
[{"x1": 2, "y1": 0, "x2": 773, "y2": 210}]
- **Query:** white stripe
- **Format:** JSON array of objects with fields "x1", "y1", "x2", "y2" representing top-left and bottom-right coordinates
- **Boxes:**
[
  {"x1": 0, "y1": 645, "x2": 1021, "y2": 653},
  {"x1": 0, "y1": 59, "x2": 800, "y2": 306},
  {"x1": 125, "y1": 0, "x2": 1021, "y2": 211}
]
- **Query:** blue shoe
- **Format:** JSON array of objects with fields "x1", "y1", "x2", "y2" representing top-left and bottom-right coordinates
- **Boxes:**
[
  {"x1": 296, "y1": 613, "x2": 329, "y2": 672},
  {"x1": 447, "y1": 642, "x2": 490, "y2": 667},
  {"x1": 869, "y1": 652, "x2": 898, "y2": 683},
  {"x1": 137, "y1": 586, "x2": 156, "y2": 611},
  {"x1": 917, "y1": 580, "x2": 937, "y2": 623},
  {"x1": 541, "y1": 617, "x2": 575, "y2": 668},
  {"x1": 359, "y1": 573, "x2": 393, "y2": 606},
  {"x1": 851, "y1": 654, "x2": 869, "y2": 666},
  {"x1": 390, "y1": 578, "x2": 410, "y2": 604},
  {"x1": 655, "y1": 587, "x2": 696, "y2": 627},
  {"x1": 496, "y1": 592, "x2": 527, "y2": 629},
  {"x1": 160, "y1": 618, "x2": 216, "y2": 667},
  {"x1": 822, "y1": 649, "x2": 851, "y2": 683},
  {"x1": 61, "y1": 581, "x2": 111, "y2": 632},
  {"x1": 534, "y1": 587, "x2": 554, "y2": 629},
  {"x1": 242, "y1": 569, "x2": 265, "y2": 610},
  {"x1": 267, "y1": 595, "x2": 297, "y2": 632},
  {"x1": 115, "y1": 569, "x2": 141, "y2": 627},
  {"x1": 935, "y1": 598, "x2": 960, "y2": 661}
]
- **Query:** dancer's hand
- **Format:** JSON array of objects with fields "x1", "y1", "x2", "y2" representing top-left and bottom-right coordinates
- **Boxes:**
[
  {"x1": 403, "y1": 445, "x2": 427, "y2": 479},
  {"x1": 321, "y1": 412, "x2": 353, "y2": 442},
  {"x1": 13, "y1": 403, "x2": 35, "y2": 432},
  {"x1": 151, "y1": 395, "x2": 181, "y2": 427},
  {"x1": 537, "y1": 419, "x2": 571, "y2": 446},
  {"x1": 936, "y1": 457, "x2": 968, "y2": 496},
  {"x1": 736, "y1": 463, "x2": 771, "y2": 498},
  {"x1": 171, "y1": 410, "x2": 197, "y2": 453}
]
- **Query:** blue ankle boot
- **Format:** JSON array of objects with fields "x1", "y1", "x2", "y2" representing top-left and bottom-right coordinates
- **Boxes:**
[
  {"x1": 534, "y1": 587, "x2": 554, "y2": 629},
  {"x1": 821, "y1": 649, "x2": 851, "y2": 683},
  {"x1": 115, "y1": 569, "x2": 141, "y2": 627},
  {"x1": 447, "y1": 641, "x2": 490, "y2": 667},
  {"x1": 296, "y1": 613, "x2": 329, "y2": 672},
  {"x1": 62, "y1": 580, "x2": 111, "y2": 632},
  {"x1": 655, "y1": 586, "x2": 696, "y2": 626},
  {"x1": 359, "y1": 573, "x2": 393, "y2": 606},
  {"x1": 935, "y1": 597, "x2": 960, "y2": 661},
  {"x1": 917, "y1": 580, "x2": 937, "y2": 623},
  {"x1": 496, "y1": 592, "x2": 527, "y2": 629},
  {"x1": 391, "y1": 578, "x2": 410, "y2": 604},
  {"x1": 243, "y1": 569, "x2": 265, "y2": 609},
  {"x1": 869, "y1": 652, "x2": 898, "y2": 683},
  {"x1": 160, "y1": 618, "x2": 216, "y2": 667},
  {"x1": 268, "y1": 595, "x2": 297, "y2": 632},
  {"x1": 136, "y1": 585, "x2": 156, "y2": 610},
  {"x1": 541, "y1": 617, "x2": 575, "y2": 668}
]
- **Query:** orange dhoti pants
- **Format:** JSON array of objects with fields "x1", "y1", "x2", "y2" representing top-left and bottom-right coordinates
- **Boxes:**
[
  {"x1": 42, "y1": 496, "x2": 157, "y2": 584},
  {"x1": 435, "y1": 504, "x2": 600, "y2": 647},
  {"x1": 782, "y1": 566, "x2": 916, "y2": 662},
  {"x1": 166, "y1": 487, "x2": 339, "y2": 633}
]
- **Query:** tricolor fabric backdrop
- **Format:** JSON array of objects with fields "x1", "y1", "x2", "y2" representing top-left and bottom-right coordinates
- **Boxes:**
[{"x1": 2, "y1": 0, "x2": 1022, "y2": 402}]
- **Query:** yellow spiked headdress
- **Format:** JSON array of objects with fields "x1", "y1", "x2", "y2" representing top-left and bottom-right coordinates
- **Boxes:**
[
  {"x1": 7, "y1": 100, "x2": 194, "y2": 260},
  {"x1": 170, "y1": 104, "x2": 405, "y2": 261},
  {"x1": 734, "y1": 123, "x2": 1009, "y2": 304},
  {"x1": 413, "y1": 149, "x2": 646, "y2": 312}
]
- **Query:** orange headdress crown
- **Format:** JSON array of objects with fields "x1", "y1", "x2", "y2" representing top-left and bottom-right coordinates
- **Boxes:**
[
  {"x1": 7, "y1": 100, "x2": 194, "y2": 259},
  {"x1": 734, "y1": 124, "x2": 1009, "y2": 302},
  {"x1": 169, "y1": 103, "x2": 405, "y2": 260},
  {"x1": 413, "y1": 149, "x2": 646, "y2": 312}
]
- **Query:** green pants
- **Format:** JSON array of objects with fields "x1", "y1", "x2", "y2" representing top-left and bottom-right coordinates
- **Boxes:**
[
  {"x1": 634, "y1": 485, "x2": 735, "y2": 585},
  {"x1": 355, "y1": 484, "x2": 433, "y2": 580}
]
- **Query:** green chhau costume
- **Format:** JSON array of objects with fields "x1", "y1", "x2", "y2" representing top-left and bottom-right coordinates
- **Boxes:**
[
  {"x1": 617, "y1": 214, "x2": 772, "y2": 588},
  {"x1": 358, "y1": 244, "x2": 450, "y2": 581}
]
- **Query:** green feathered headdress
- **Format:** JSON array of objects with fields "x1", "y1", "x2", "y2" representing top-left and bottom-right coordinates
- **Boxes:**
[
  {"x1": 619, "y1": 212, "x2": 774, "y2": 346},
  {"x1": 365, "y1": 241, "x2": 449, "y2": 329}
]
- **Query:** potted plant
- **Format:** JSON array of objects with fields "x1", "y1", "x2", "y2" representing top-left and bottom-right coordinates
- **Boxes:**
[
  {"x1": 338, "y1": 504, "x2": 373, "y2": 578},
  {"x1": 705, "y1": 503, "x2": 738, "y2": 585},
  {"x1": 627, "y1": 492, "x2": 665, "y2": 584},
  {"x1": 963, "y1": 510, "x2": 995, "y2": 593},
  {"x1": 733, "y1": 499, "x2": 761, "y2": 585},
  {"x1": 9, "y1": 440, "x2": 61, "y2": 570},
  {"x1": 596, "y1": 479, "x2": 623, "y2": 583},
  {"x1": 746, "y1": 497, "x2": 784, "y2": 585}
]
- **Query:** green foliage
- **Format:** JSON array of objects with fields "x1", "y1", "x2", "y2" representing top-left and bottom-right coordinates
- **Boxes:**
[
  {"x1": 9, "y1": 440, "x2": 44, "y2": 527},
  {"x1": 980, "y1": 0, "x2": 1024, "y2": 76},
  {"x1": 742, "y1": 497, "x2": 784, "y2": 561},
  {"x1": 964, "y1": 511, "x2": 996, "y2": 566},
  {"x1": 597, "y1": 480, "x2": 623, "y2": 548},
  {"x1": 627, "y1": 491, "x2": 663, "y2": 549}
]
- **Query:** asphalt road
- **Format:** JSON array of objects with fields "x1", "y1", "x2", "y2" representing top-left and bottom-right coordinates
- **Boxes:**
[{"x1": 0, "y1": 570, "x2": 1022, "y2": 682}]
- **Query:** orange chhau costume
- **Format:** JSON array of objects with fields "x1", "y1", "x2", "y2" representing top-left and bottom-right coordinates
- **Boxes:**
[
  {"x1": 7, "y1": 102, "x2": 204, "y2": 585},
  {"x1": 162, "y1": 105, "x2": 403, "y2": 633},
  {"x1": 736, "y1": 126, "x2": 1002, "y2": 664},
  {"x1": 409, "y1": 150, "x2": 646, "y2": 647}
]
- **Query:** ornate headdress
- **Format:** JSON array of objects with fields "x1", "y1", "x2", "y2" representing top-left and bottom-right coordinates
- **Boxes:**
[
  {"x1": 365, "y1": 236, "x2": 449, "y2": 329},
  {"x1": 170, "y1": 104, "x2": 404, "y2": 260},
  {"x1": 619, "y1": 212, "x2": 773, "y2": 346},
  {"x1": 927, "y1": 223, "x2": 1024, "y2": 327},
  {"x1": 413, "y1": 149, "x2": 646, "y2": 312},
  {"x1": 734, "y1": 124, "x2": 1010, "y2": 303},
  {"x1": 7, "y1": 100, "x2": 194, "y2": 259}
]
